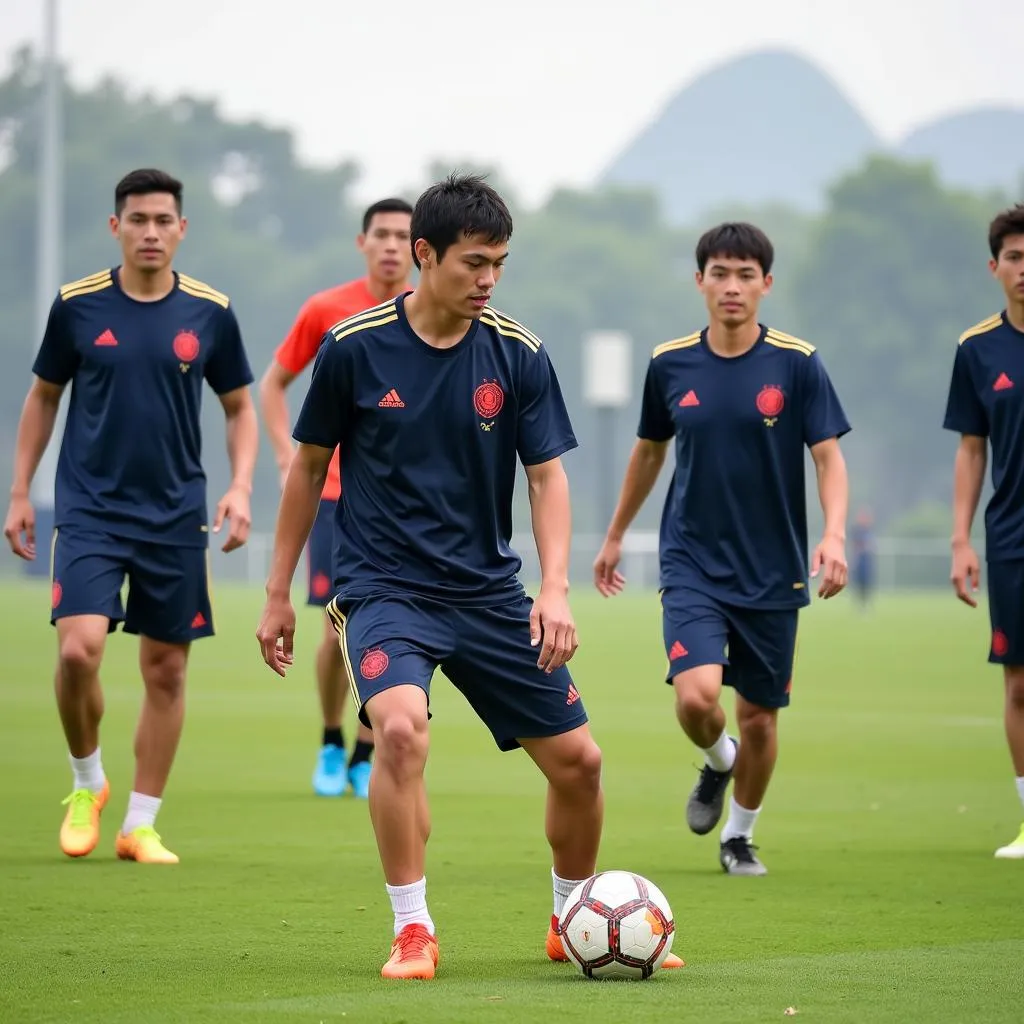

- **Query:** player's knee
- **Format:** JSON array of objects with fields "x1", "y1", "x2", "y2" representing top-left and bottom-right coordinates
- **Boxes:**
[
  {"x1": 547, "y1": 735, "x2": 603, "y2": 796},
  {"x1": 58, "y1": 631, "x2": 104, "y2": 682},
  {"x1": 374, "y1": 713, "x2": 428, "y2": 774},
  {"x1": 140, "y1": 644, "x2": 188, "y2": 701},
  {"x1": 674, "y1": 682, "x2": 718, "y2": 724},
  {"x1": 737, "y1": 705, "x2": 777, "y2": 747},
  {"x1": 1004, "y1": 668, "x2": 1024, "y2": 710}
]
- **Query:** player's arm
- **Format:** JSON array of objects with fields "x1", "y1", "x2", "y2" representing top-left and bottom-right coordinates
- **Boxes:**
[
  {"x1": 4, "y1": 297, "x2": 77, "y2": 560},
  {"x1": 809, "y1": 438, "x2": 849, "y2": 598},
  {"x1": 259, "y1": 361, "x2": 300, "y2": 485},
  {"x1": 260, "y1": 299, "x2": 323, "y2": 486},
  {"x1": 942, "y1": 343, "x2": 988, "y2": 606},
  {"x1": 594, "y1": 359, "x2": 673, "y2": 596},
  {"x1": 258, "y1": 340, "x2": 352, "y2": 675}
]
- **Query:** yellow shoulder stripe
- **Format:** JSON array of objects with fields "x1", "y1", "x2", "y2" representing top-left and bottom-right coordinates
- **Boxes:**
[
  {"x1": 653, "y1": 332, "x2": 701, "y2": 359},
  {"x1": 959, "y1": 313, "x2": 1002, "y2": 345},
  {"x1": 178, "y1": 273, "x2": 230, "y2": 309},
  {"x1": 480, "y1": 307, "x2": 541, "y2": 352},
  {"x1": 60, "y1": 269, "x2": 113, "y2": 300},
  {"x1": 329, "y1": 303, "x2": 399, "y2": 342},
  {"x1": 765, "y1": 328, "x2": 815, "y2": 355}
]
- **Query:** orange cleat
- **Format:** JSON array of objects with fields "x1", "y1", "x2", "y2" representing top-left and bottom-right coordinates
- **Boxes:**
[
  {"x1": 115, "y1": 826, "x2": 179, "y2": 864},
  {"x1": 381, "y1": 923, "x2": 439, "y2": 980},
  {"x1": 60, "y1": 780, "x2": 110, "y2": 858}
]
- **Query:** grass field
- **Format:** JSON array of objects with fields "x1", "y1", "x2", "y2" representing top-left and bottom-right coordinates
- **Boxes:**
[{"x1": 2, "y1": 579, "x2": 1023, "y2": 1023}]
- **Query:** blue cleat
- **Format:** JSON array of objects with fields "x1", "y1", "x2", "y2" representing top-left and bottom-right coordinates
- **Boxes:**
[
  {"x1": 313, "y1": 744, "x2": 349, "y2": 797},
  {"x1": 348, "y1": 760, "x2": 372, "y2": 799}
]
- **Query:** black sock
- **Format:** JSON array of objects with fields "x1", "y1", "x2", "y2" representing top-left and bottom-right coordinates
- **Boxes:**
[
  {"x1": 348, "y1": 739, "x2": 374, "y2": 768},
  {"x1": 323, "y1": 727, "x2": 345, "y2": 749}
]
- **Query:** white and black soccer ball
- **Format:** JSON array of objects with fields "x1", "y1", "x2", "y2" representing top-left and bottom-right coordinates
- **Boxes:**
[{"x1": 558, "y1": 870, "x2": 675, "y2": 980}]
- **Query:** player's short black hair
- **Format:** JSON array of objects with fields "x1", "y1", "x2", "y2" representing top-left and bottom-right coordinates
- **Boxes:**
[
  {"x1": 410, "y1": 173, "x2": 513, "y2": 269},
  {"x1": 114, "y1": 168, "x2": 183, "y2": 217},
  {"x1": 362, "y1": 197, "x2": 413, "y2": 234},
  {"x1": 695, "y1": 222, "x2": 774, "y2": 275},
  {"x1": 988, "y1": 204, "x2": 1024, "y2": 259}
]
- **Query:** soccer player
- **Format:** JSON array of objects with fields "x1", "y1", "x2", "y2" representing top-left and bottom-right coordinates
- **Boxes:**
[
  {"x1": 259, "y1": 197, "x2": 414, "y2": 799},
  {"x1": 593, "y1": 222, "x2": 851, "y2": 876},
  {"x1": 3, "y1": 168, "x2": 257, "y2": 864},
  {"x1": 850, "y1": 507, "x2": 877, "y2": 609},
  {"x1": 944, "y1": 203, "x2": 1024, "y2": 860},
  {"x1": 256, "y1": 173, "x2": 618, "y2": 982}
]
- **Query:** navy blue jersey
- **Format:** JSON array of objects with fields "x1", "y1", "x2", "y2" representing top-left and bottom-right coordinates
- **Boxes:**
[
  {"x1": 292, "y1": 294, "x2": 577, "y2": 605},
  {"x1": 32, "y1": 268, "x2": 254, "y2": 548},
  {"x1": 638, "y1": 326, "x2": 851, "y2": 608},
  {"x1": 943, "y1": 312, "x2": 1024, "y2": 561}
]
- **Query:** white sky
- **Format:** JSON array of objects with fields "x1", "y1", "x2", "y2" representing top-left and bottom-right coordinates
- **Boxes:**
[{"x1": 1, "y1": 0, "x2": 1020, "y2": 206}]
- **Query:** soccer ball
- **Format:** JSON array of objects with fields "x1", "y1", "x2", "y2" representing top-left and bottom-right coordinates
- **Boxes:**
[{"x1": 558, "y1": 870, "x2": 675, "y2": 980}]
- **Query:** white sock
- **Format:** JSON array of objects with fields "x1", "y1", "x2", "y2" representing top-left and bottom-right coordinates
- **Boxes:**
[
  {"x1": 122, "y1": 792, "x2": 162, "y2": 835},
  {"x1": 552, "y1": 869, "x2": 585, "y2": 920},
  {"x1": 1016, "y1": 776, "x2": 1024, "y2": 811},
  {"x1": 702, "y1": 730, "x2": 736, "y2": 772},
  {"x1": 386, "y1": 877, "x2": 435, "y2": 937},
  {"x1": 721, "y1": 797, "x2": 760, "y2": 842},
  {"x1": 69, "y1": 748, "x2": 106, "y2": 792}
]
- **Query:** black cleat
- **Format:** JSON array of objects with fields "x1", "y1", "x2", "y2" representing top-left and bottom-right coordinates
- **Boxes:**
[
  {"x1": 719, "y1": 836, "x2": 767, "y2": 876},
  {"x1": 685, "y1": 737, "x2": 737, "y2": 835}
]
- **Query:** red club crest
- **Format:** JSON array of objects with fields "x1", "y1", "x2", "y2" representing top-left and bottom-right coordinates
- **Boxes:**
[
  {"x1": 993, "y1": 629, "x2": 1009, "y2": 657},
  {"x1": 756, "y1": 385, "x2": 785, "y2": 420},
  {"x1": 474, "y1": 380, "x2": 504, "y2": 420},
  {"x1": 173, "y1": 330, "x2": 200, "y2": 364},
  {"x1": 311, "y1": 573, "x2": 331, "y2": 599},
  {"x1": 51, "y1": 580, "x2": 62, "y2": 609},
  {"x1": 360, "y1": 648, "x2": 390, "y2": 680}
]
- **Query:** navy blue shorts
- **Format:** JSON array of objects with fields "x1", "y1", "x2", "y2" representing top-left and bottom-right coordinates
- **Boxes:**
[
  {"x1": 50, "y1": 525, "x2": 214, "y2": 645},
  {"x1": 987, "y1": 560, "x2": 1024, "y2": 665},
  {"x1": 661, "y1": 586, "x2": 799, "y2": 709},
  {"x1": 305, "y1": 499, "x2": 336, "y2": 607},
  {"x1": 325, "y1": 593, "x2": 588, "y2": 751}
]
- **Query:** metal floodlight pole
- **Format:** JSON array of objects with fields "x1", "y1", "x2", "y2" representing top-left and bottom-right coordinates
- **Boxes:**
[
  {"x1": 582, "y1": 330, "x2": 633, "y2": 547},
  {"x1": 31, "y1": 0, "x2": 63, "y2": 513}
]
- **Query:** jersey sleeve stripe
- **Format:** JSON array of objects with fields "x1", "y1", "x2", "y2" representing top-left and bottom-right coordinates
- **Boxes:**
[
  {"x1": 178, "y1": 281, "x2": 230, "y2": 309},
  {"x1": 330, "y1": 312, "x2": 398, "y2": 342},
  {"x1": 487, "y1": 308, "x2": 543, "y2": 349},
  {"x1": 765, "y1": 329, "x2": 816, "y2": 354},
  {"x1": 177, "y1": 274, "x2": 230, "y2": 306},
  {"x1": 480, "y1": 310, "x2": 541, "y2": 352},
  {"x1": 60, "y1": 270, "x2": 114, "y2": 300},
  {"x1": 652, "y1": 333, "x2": 701, "y2": 358},
  {"x1": 958, "y1": 314, "x2": 1002, "y2": 345}
]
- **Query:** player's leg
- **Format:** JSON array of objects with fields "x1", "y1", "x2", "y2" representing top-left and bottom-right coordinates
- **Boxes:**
[
  {"x1": 327, "y1": 595, "x2": 444, "y2": 978},
  {"x1": 986, "y1": 560, "x2": 1024, "y2": 858},
  {"x1": 716, "y1": 606, "x2": 799, "y2": 876},
  {"x1": 307, "y1": 500, "x2": 351, "y2": 796},
  {"x1": 51, "y1": 527, "x2": 126, "y2": 857},
  {"x1": 116, "y1": 542, "x2": 213, "y2": 864},
  {"x1": 661, "y1": 588, "x2": 736, "y2": 835}
]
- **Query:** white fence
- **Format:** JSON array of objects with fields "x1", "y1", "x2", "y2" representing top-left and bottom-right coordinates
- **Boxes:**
[{"x1": 213, "y1": 532, "x2": 959, "y2": 592}]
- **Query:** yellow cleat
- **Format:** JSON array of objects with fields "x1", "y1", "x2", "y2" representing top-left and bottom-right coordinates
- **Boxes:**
[
  {"x1": 995, "y1": 822, "x2": 1024, "y2": 859},
  {"x1": 381, "y1": 924, "x2": 439, "y2": 979},
  {"x1": 115, "y1": 826, "x2": 179, "y2": 864},
  {"x1": 60, "y1": 780, "x2": 110, "y2": 858}
]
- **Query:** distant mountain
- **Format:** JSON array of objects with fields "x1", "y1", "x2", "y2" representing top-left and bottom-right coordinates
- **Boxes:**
[
  {"x1": 897, "y1": 108, "x2": 1024, "y2": 194},
  {"x1": 600, "y1": 50, "x2": 1024, "y2": 225},
  {"x1": 599, "y1": 50, "x2": 880, "y2": 224}
]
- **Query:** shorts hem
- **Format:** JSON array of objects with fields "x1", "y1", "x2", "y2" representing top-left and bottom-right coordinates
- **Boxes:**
[
  {"x1": 725, "y1": 679, "x2": 791, "y2": 710},
  {"x1": 496, "y1": 710, "x2": 590, "y2": 752},
  {"x1": 664, "y1": 656, "x2": 728, "y2": 683}
]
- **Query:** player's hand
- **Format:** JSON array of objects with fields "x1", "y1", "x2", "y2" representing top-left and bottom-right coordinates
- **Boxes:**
[
  {"x1": 593, "y1": 537, "x2": 626, "y2": 597},
  {"x1": 951, "y1": 541, "x2": 981, "y2": 608},
  {"x1": 3, "y1": 494, "x2": 36, "y2": 560},
  {"x1": 810, "y1": 532, "x2": 847, "y2": 599},
  {"x1": 530, "y1": 584, "x2": 578, "y2": 673},
  {"x1": 256, "y1": 592, "x2": 296, "y2": 677},
  {"x1": 213, "y1": 483, "x2": 252, "y2": 553}
]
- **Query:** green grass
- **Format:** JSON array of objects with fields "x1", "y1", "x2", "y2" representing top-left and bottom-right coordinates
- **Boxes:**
[{"x1": 2, "y1": 581, "x2": 1022, "y2": 1023}]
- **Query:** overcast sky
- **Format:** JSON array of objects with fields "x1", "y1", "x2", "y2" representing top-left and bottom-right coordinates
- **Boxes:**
[{"x1": 1, "y1": 0, "x2": 1020, "y2": 206}]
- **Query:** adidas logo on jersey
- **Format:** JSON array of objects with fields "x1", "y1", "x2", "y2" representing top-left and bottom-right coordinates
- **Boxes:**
[{"x1": 378, "y1": 388, "x2": 405, "y2": 408}]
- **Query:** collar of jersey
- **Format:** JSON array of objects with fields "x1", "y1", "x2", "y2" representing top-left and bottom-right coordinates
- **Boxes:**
[{"x1": 396, "y1": 292, "x2": 480, "y2": 358}]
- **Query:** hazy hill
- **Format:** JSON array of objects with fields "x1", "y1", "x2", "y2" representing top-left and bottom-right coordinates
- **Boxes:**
[{"x1": 601, "y1": 50, "x2": 1024, "y2": 224}]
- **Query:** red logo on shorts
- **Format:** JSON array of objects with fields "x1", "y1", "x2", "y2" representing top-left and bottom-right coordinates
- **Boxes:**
[
  {"x1": 51, "y1": 580, "x2": 62, "y2": 609},
  {"x1": 311, "y1": 573, "x2": 330, "y2": 599},
  {"x1": 173, "y1": 330, "x2": 200, "y2": 371},
  {"x1": 566, "y1": 683, "x2": 580, "y2": 706},
  {"x1": 993, "y1": 629, "x2": 1009, "y2": 657},
  {"x1": 756, "y1": 385, "x2": 785, "y2": 425},
  {"x1": 474, "y1": 380, "x2": 504, "y2": 429},
  {"x1": 360, "y1": 648, "x2": 389, "y2": 680},
  {"x1": 191, "y1": 612, "x2": 207, "y2": 629},
  {"x1": 668, "y1": 640, "x2": 688, "y2": 660}
]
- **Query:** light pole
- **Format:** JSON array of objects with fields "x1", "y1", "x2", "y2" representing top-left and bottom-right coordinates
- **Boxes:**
[
  {"x1": 27, "y1": 0, "x2": 63, "y2": 577},
  {"x1": 582, "y1": 330, "x2": 633, "y2": 540}
]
